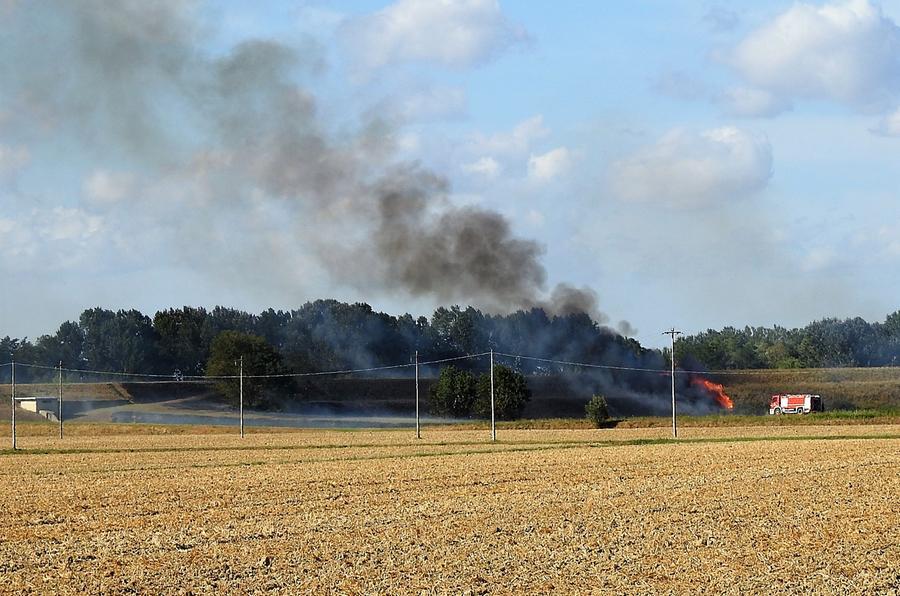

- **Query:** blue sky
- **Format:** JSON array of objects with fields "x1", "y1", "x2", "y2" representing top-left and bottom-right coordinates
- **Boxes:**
[{"x1": 2, "y1": 0, "x2": 900, "y2": 348}]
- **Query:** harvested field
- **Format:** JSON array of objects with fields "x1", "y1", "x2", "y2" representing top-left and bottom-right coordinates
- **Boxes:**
[{"x1": 1, "y1": 425, "x2": 898, "y2": 594}]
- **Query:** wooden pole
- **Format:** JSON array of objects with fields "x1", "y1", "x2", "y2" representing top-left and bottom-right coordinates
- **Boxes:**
[
  {"x1": 10, "y1": 359, "x2": 16, "y2": 450},
  {"x1": 662, "y1": 328, "x2": 682, "y2": 439},
  {"x1": 671, "y1": 333, "x2": 676, "y2": 438},
  {"x1": 415, "y1": 351, "x2": 420, "y2": 439},
  {"x1": 239, "y1": 355, "x2": 244, "y2": 439},
  {"x1": 490, "y1": 349, "x2": 496, "y2": 442},
  {"x1": 58, "y1": 361, "x2": 63, "y2": 439}
]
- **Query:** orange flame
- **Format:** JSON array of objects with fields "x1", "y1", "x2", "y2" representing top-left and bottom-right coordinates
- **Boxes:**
[{"x1": 691, "y1": 377, "x2": 734, "y2": 410}]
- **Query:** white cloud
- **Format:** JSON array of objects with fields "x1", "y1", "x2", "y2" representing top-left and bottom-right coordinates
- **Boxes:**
[
  {"x1": 396, "y1": 86, "x2": 466, "y2": 121},
  {"x1": 462, "y1": 156, "x2": 500, "y2": 178},
  {"x1": 721, "y1": 86, "x2": 793, "y2": 118},
  {"x1": 462, "y1": 116, "x2": 565, "y2": 185},
  {"x1": 0, "y1": 207, "x2": 107, "y2": 270},
  {"x1": 343, "y1": 0, "x2": 529, "y2": 71},
  {"x1": 872, "y1": 105, "x2": 900, "y2": 135},
  {"x1": 728, "y1": 0, "x2": 900, "y2": 113},
  {"x1": 83, "y1": 170, "x2": 134, "y2": 204},
  {"x1": 528, "y1": 147, "x2": 572, "y2": 181},
  {"x1": 610, "y1": 126, "x2": 773, "y2": 208},
  {"x1": 469, "y1": 115, "x2": 548, "y2": 156},
  {"x1": 395, "y1": 132, "x2": 421, "y2": 154},
  {"x1": 802, "y1": 246, "x2": 839, "y2": 271},
  {"x1": 44, "y1": 207, "x2": 104, "y2": 242}
]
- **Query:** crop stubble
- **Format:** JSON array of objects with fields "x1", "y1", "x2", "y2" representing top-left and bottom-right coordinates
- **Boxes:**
[{"x1": 0, "y1": 427, "x2": 898, "y2": 594}]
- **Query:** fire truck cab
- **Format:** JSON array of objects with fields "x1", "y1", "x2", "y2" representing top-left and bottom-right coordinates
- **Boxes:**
[{"x1": 769, "y1": 393, "x2": 823, "y2": 415}]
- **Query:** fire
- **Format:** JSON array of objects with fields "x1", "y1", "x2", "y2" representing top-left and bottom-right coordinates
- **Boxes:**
[{"x1": 691, "y1": 377, "x2": 734, "y2": 410}]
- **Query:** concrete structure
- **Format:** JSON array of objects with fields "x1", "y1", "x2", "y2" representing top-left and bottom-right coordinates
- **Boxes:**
[{"x1": 15, "y1": 397, "x2": 60, "y2": 422}]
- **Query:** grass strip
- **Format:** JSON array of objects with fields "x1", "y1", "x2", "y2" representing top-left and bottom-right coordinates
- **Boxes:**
[{"x1": 2, "y1": 431, "x2": 898, "y2": 459}]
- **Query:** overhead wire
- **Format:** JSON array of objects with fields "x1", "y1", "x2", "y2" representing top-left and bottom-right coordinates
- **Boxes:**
[
  {"x1": 210, "y1": 352, "x2": 490, "y2": 379},
  {"x1": 6, "y1": 351, "x2": 892, "y2": 383},
  {"x1": 493, "y1": 351, "x2": 669, "y2": 374},
  {"x1": 493, "y1": 352, "x2": 887, "y2": 376},
  {"x1": 18, "y1": 362, "x2": 194, "y2": 379},
  {"x1": 11, "y1": 352, "x2": 491, "y2": 382}
]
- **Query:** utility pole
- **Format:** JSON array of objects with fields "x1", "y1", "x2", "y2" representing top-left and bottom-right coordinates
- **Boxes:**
[
  {"x1": 662, "y1": 328, "x2": 682, "y2": 439},
  {"x1": 239, "y1": 355, "x2": 244, "y2": 439},
  {"x1": 414, "y1": 351, "x2": 420, "y2": 439},
  {"x1": 10, "y1": 359, "x2": 16, "y2": 450},
  {"x1": 490, "y1": 349, "x2": 496, "y2": 442},
  {"x1": 58, "y1": 361, "x2": 63, "y2": 440}
]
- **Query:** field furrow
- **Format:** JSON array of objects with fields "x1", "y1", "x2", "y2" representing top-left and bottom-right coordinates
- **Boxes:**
[{"x1": 0, "y1": 427, "x2": 898, "y2": 594}]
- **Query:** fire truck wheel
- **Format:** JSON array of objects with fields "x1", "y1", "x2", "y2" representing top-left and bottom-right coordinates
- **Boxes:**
[{"x1": 773, "y1": 408, "x2": 782, "y2": 415}]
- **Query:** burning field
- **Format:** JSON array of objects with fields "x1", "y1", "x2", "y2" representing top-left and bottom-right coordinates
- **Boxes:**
[
  {"x1": 691, "y1": 376, "x2": 735, "y2": 410},
  {"x1": 1, "y1": 426, "x2": 898, "y2": 593}
]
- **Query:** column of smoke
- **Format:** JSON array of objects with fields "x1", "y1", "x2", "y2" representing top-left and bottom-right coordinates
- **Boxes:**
[
  {"x1": 1, "y1": 2, "x2": 609, "y2": 320},
  {"x1": 577, "y1": 371, "x2": 728, "y2": 416},
  {"x1": 1, "y1": 2, "x2": 717, "y2": 415},
  {"x1": 511, "y1": 326, "x2": 725, "y2": 416}
]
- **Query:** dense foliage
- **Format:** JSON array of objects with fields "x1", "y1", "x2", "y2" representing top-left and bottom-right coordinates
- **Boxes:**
[
  {"x1": 4, "y1": 302, "x2": 900, "y2": 387},
  {"x1": 473, "y1": 365, "x2": 531, "y2": 420},
  {"x1": 205, "y1": 331, "x2": 286, "y2": 409},
  {"x1": 428, "y1": 366, "x2": 478, "y2": 418},
  {"x1": 0, "y1": 300, "x2": 647, "y2": 383},
  {"x1": 429, "y1": 364, "x2": 530, "y2": 419},
  {"x1": 677, "y1": 312, "x2": 900, "y2": 369}
]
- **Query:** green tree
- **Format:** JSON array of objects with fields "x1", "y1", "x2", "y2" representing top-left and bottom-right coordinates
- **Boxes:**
[
  {"x1": 431, "y1": 306, "x2": 485, "y2": 355},
  {"x1": 154, "y1": 307, "x2": 208, "y2": 375},
  {"x1": 79, "y1": 308, "x2": 159, "y2": 373},
  {"x1": 23, "y1": 321, "x2": 83, "y2": 369},
  {"x1": 428, "y1": 365, "x2": 477, "y2": 417},
  {"x1": 585, "y1": 394, "x2": 610, "y2": 428},
  {"x1": 883, "y1": 310, "x2": 900, "y2": 336},
  {"x1": 200, "y1": 307, "x2": 257, "y2": 359},
  {"x1": 206, "y1": 331, "x2": 285, "y2": 409},
  {"x1": 474, "y1": 364, "x2": 531, "y2": 420}
]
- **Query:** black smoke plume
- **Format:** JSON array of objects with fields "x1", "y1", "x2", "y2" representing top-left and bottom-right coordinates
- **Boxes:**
[{"x1": 0, "y1": 1, "x2": 617, "y2": 325}]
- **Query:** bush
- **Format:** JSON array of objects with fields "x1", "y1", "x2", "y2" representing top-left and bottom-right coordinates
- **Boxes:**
[
  {"x1": 473, "y1": 365, "x2": 531, "y2": 420},
  {"x1": 429, "y1": 366, "x2": 478, "y2": 417},
  {"x1": 585, "y1": 394, "x2": 610, "y2": 428}
]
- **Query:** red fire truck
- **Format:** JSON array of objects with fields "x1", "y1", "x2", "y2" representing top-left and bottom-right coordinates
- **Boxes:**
[{"x1": 769, "y1": 394, "x2": 823, "y2": 415}]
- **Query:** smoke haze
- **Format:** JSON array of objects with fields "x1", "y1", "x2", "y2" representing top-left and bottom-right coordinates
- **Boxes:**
[{"x1": 0, "y1": 1, "x2": 613, "y2": 323}]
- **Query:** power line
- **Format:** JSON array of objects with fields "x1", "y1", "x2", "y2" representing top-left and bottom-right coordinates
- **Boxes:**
[
  {"x1": 202, "y1": 352, "x2": 491, "y2": 379},
  {"x1": 493, "y1": 351, "x2": 669, "y2": 373},
  {"x1": 10, "y1": 352, "x2": 491, "y2": 382},
  {"x1": 7, "y1": 352, "x2": 895, "y2": 384},
  {"x1": 494, "y1": 352, "x2": 892, "y2": 377},
  {"x1": 17, "y1": 362, "x2": 195, "y2": 379},
  {"x1": 233, "y1": 352, "x2": 490, "y2": 379}
]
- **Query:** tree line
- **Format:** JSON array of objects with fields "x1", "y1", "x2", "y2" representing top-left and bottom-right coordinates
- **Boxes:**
[
  {"x1": 0, "y1": 300, "x2": 647, "y2": 384},
  {"x1": 677, "y1": 312, "x2": 900, "y2": 369},
  {"x1": 3, "y1": 303, "x2": 900, "y2": 387}
]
